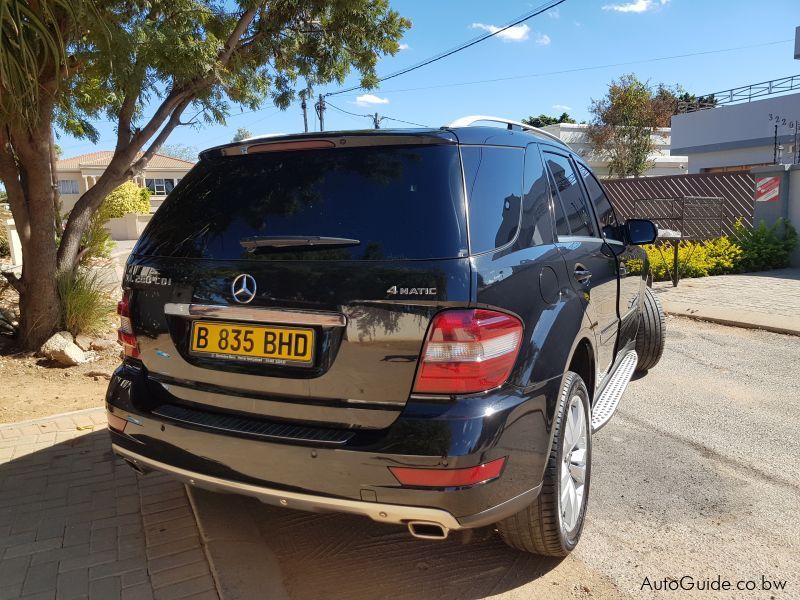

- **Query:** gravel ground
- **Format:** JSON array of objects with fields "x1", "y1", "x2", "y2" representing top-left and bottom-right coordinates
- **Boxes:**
[{"x1": 195, "y1": 316, "x2": 800, "y2": 599}]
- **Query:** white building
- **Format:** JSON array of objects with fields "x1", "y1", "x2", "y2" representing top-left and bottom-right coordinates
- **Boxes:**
[
  {"x1": 541, "y1": 123, "x2": 688, "y2": 178},
  {"x1": 56, "y1": 151, "x2": 195, "y2": 213},
  {"x1": 671, "y1": 91, "x2": 800, "y2": 174}
]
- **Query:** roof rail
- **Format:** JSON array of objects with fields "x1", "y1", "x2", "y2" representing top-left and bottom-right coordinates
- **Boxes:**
[{"x1": 446, "y1": 115, "x2": 567, "y2": 147}]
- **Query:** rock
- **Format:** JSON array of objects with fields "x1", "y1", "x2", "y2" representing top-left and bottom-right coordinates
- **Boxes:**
[
  {"x1": 90, "y1": 338, "x2": 119, "y2": 352},
  {"x1": 40, "y1": 331, "x2": 86, "y2": 366},
  {"x1": 75, "y1": 334, "x2": 94, "y2": 352},
  {"x1": 85, "y1": 370, "x2": 112, "y2": 380}
]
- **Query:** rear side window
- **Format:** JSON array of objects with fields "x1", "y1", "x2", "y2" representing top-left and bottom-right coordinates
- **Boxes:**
[
  {"x1": 521, "y1": 145, "x2": 555, "y2": 247},
  {"x1": 134, "y1": 145, "x2": 468, "y2": 260},
  {"x1": 461, "y1": 146, "x2": 524, "y2": 254},
  {"x1": 577, "y1": 163, "x2": 622, "y2": 242},
  {"x1": 544, "y1": 152, "x2": 597, "y2": 238}
]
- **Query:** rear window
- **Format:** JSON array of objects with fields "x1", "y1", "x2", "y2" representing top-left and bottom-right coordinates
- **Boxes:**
[{"x1": 134, "y1": 145, "x2": 467, "y2": 261}]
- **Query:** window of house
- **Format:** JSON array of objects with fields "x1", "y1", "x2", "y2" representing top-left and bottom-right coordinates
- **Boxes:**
[
  {"x1": 544, "y1": 152, "x2": 597, "y2": 238},
  {"x1": 145, "y1": 178, "x2": 174, "y2": 195},
  {"x1": 58, "y1": 180, "x2": 79, "y2": 195}
]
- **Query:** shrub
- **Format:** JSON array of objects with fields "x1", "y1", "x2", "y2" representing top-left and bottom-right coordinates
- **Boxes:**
[
  {"x1": 702, "y1": 236, "x2": 743, "y2": 275},
  {"x1": 56, "y1": 268, "x2": 115, "y2": 336},
  {"x1": 626, "y1": 236, "x2": 745, "y2": 282},
  {"x1": 99, "y1": 181, "x2": 151, "y2": 221},
  {"x1": 732, "y1": 218, "x2": 797, "y2": 273},
  {"x1": 79, "y1": 214, "x2": 115, "y2": 264}
]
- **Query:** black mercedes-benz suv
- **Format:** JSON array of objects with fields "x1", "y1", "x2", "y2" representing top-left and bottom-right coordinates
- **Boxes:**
[{"x1": 106, "y1": 117, "x2": 665, "y2": 556}]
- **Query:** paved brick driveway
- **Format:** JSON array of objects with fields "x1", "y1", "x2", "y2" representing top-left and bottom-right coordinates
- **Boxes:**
[{"x1": 0, "y1": 408, "x2": 218, "y2": 600}]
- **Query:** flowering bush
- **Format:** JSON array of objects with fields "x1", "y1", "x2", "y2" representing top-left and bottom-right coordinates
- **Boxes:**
[{"x1": 625, "y1": 219, "x2": 796, "y2": 282}]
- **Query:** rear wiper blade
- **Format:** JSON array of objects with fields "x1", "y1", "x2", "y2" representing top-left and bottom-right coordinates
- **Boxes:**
[{"x1": 240, "y1": 235, "x2": 361, "y2": 251}]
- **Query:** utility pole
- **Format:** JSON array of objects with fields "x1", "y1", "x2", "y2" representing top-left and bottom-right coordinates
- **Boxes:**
[
  {"x1": 300, "y1": 91, "x2": 308, "y2": 133},
  {"x1": 315, "y1": 94, "x2": 326, "y2": 131},
  {"x1": 373, "y1": 113, "x2": 381, "y2": 129}
]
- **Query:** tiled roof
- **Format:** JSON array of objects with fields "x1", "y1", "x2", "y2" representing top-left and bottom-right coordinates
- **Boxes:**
[{"x1": 57, "y1": 151, "x2": 195, "y2": 170}]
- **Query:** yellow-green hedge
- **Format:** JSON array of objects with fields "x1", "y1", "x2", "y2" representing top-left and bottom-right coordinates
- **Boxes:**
[
  {"x1": 98, "y1": 181, "x2": 151, "y2": 221},
  {"x1": 625, "y1": 219, "x2": 797, "y2": 282}
]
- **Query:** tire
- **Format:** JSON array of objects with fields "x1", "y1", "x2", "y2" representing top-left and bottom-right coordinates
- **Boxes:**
[
  {"x1": 496, "y1": 372, "x2": 591, "y2": 556},
  {"x1": 635, "y1": 286, "x2": 666, "y2": 372}
]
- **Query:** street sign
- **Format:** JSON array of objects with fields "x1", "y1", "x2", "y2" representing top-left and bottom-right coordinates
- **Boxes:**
[{"x1": 755, "y1": 176, "x2": 781, "y2": 202}]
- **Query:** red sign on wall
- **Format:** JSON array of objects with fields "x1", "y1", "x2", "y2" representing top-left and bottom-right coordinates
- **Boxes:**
[{"x1": 755, "y1": 176, "x2": 781, "y2": 202}]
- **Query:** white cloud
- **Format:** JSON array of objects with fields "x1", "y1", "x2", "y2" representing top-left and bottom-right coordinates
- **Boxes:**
[
  {"x1": 355, "y1": 94, "x2": 389, "y2": 107},
  {"x1": 535, "y1": 33, "x2": 551, "y2": 46},
  {"x1": 553, "y1": 104, "x2": 572, "y2": 111},
  {"x1": 547, "y1": 8, "x2": 560, "y2": 18},
  {"x1": 398, "y1": 43, "x2": 410, "y2": 50},
  {"x1": 602, "y1": 0, "x2": 669, "y2": 13},
  {"x1": 471, "y1": 22, "x2": 531, "y2": 42}
]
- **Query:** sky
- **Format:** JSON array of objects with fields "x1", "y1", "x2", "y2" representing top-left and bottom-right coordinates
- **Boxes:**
[{"x1": 56, "y1": 0, "x2": 800, "y2": 159}]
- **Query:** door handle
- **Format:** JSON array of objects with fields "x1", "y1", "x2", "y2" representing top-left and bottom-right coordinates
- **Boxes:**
[{"x1": 574, "y1": 266, "x2": 592, "y2": 284}]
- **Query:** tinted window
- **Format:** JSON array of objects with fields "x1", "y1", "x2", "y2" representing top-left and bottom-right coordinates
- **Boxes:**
[
  {"x1": 544, "y1": 153, "x2": 596, "y2": 237},
  {"x1": 135, "y1": 145, "x2": 467, "y2": 260},
  {"x1": 577, "y1": 163, "x2": 621, "y2": 241},
  {"x1": 462, "y1": 146, "x2": 524, "y2": 254},
  {"x1": 521, "y1": 146, "x2": 554, "y2": 247}
]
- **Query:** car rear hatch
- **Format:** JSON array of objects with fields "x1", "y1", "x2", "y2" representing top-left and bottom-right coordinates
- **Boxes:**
[{"x1": 124, "y1": 133, "x2": 471, "y2": 430}]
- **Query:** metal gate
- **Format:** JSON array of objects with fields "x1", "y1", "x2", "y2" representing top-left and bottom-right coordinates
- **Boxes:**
[{"x1": 602, "y1": 172, "x2": 756, "y2": 238}]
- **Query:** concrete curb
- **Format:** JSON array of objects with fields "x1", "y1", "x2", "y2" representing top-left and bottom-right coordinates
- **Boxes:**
[
  {"x1": 187, "y1": 487, "x2": 289, "y2": 600},
  {"x1": 662, "y1": 301, "x2": 800, "y2": 336}
]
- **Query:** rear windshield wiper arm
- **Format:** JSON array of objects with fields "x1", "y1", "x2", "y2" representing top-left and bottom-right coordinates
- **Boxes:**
[{"x1": 240, "y1": 235, "x2": 361, "y2": 251}]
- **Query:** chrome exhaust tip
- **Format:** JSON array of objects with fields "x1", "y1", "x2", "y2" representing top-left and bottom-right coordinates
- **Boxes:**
[{"x1": 407, "y1": 521, "x2": 449, "y2": 540}]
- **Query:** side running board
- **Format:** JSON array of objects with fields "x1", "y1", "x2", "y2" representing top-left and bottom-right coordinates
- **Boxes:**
[{"x1": 591, "y1": 350, "x2": 638, "y2": 432}]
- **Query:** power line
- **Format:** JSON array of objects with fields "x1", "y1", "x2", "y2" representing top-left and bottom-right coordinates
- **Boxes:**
[
  {"x1": 326, "y1": 101, "x2": 430, "y2": 129},
  {"x1": 325, "y1": 0, "x2": 568, "y2": 98},
  {"x1": 335, "y1": 39, "x2": 794, "y2": 98}
]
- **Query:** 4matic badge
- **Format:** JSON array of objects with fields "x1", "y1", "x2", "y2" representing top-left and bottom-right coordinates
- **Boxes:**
[{"x1": 386, "y1": 286, "x2": 437, "y2": 296}]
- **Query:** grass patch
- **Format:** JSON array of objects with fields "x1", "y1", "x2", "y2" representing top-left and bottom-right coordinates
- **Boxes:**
[{"x1": 56, "y1": 268, "x2": 115, "y2": 336}]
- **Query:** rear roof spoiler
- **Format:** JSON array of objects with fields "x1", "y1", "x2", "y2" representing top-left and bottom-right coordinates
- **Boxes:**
[{"x1": 200, "y1": 130, "x2": 457, "y2": 160}]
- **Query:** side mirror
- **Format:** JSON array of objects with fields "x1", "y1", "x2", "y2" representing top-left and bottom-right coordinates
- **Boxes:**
[{"x1": 624, "y1": 219, "x2": 658, "y2": 245}]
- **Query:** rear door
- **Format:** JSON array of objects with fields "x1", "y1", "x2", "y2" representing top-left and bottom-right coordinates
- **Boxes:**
[
  {"x1": 126, "y1": 139, "x2": 470, "y2": 429},
  {"x1": 542, "y1": 150, "x2": 619, "y2": 377}
]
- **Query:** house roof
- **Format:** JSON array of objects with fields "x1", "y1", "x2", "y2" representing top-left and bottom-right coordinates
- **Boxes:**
[{"x1": 56, "y1": 151, "x2": 195, "y2": 170}]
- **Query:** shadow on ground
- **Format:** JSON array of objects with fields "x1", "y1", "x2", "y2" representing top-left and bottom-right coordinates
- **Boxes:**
[{"x1": 236, "y1": 494, "x2": 565, "y2": 600}]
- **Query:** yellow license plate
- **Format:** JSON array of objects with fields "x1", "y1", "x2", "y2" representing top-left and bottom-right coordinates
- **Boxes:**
[{"x1": 190, "y1": 321, "x2": 314, "y2": 366}]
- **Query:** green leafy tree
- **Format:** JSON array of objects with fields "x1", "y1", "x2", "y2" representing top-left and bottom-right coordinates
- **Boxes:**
[
  {"x1": 587, "y1": 75, "x2": 678, "y2": 178},
  {"x1": 158, "y1": 143, "x2": 198, "y2": 162},
  {"x1": 0, "y1": 0, "x2": 409, "y2": 348},
  {"x1": 232, "y1": 127, "x2": 253, "y2": 142},
  {"x1": 522, "y1": 112, "x2": 575, "y2": 128}
]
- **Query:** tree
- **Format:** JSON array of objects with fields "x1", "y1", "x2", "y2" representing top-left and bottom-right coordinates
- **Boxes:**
[
  {"x1": 587, "y1": 75, "x2": 677, "y2": 178},
  {"x1": 0, "y1": 0, "x2": 409, "y2": 349},
  {"x1": 232, "y1": 128, "x2": 253, "y2": 142},
  {"x1": 522, "y1": 112, "x2": 576, "y2": 128},
  {"x1": 158, "y1": 143, "x2": 198, "y2": 163}
]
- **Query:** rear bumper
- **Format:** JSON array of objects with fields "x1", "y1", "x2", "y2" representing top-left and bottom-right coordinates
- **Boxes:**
[
  {"x1": 106, "y1": 363, "x2": 560, "y2": 529},
  {"x1": 113, "y1": 443, "x2": 539, "y2": 532}
]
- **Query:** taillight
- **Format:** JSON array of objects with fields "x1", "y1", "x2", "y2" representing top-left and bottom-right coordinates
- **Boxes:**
[
  {"x1": 413, "y1": 309, "x2": 523, "y2": 394},
  {"x1": 389, "y1": 457, "x2": 506, "y2": 487},
  {"x1": 117, "y1": 291, "x2": 140, "y2": 359}
]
